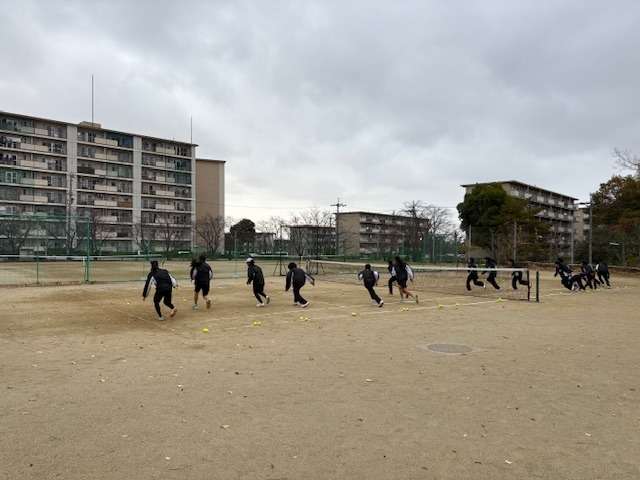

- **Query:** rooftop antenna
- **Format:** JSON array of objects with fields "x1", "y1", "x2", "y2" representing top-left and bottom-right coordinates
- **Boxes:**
[{"x1": 91, "y1": 74, "x2": 94, "y2": 124}]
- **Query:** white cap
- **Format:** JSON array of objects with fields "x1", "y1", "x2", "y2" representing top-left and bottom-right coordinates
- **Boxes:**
[{"x1": 245, "y1": 257, "x2": 254, "y2": 263}]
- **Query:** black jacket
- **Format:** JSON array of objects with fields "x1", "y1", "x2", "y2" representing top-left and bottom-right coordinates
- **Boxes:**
[
  {"x1": 247, "y1": 264, "x2": 265, "y2": 285},
  {"x1": 143, "y1": 268, "x2": 176, "y2": 297},
  {"x1": 286, "y1": 267, "x2": 313, "y2": 290},
  {"x1": 190, "y1": 262, "x2": 212, "y2": 284}
]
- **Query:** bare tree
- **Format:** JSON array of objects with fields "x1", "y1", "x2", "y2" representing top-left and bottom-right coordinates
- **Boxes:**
[
  {"x1": 0, "y1": 216, "x2": 34, "y2": 254},
  {"x1": 156, "y1": 216, "x2": 182, "y2": 255},
  {"x1": 133, "y1": 222, "x2": 154, "y2": 255},
  {"x1": 424, "y1": 205, "x2": 452, "y2": 263},
  {"x1": 402, "y1": 200, "x2": 430, "y2": 259},
  {"x1": 195, "y1": 214, "x2": 225, "y2": 255},
  {"x1": 614, "y1": 148, "x2": 640, "y2": 178}
]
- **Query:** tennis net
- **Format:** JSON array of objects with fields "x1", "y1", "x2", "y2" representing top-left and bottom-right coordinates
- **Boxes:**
[{"x1": 306, "y1": 259, "x2": 537, "y2": 302}]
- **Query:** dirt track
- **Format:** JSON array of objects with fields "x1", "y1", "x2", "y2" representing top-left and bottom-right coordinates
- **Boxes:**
[{"x1": 1, "y1": 273, "x2": 639, "y2": 479}]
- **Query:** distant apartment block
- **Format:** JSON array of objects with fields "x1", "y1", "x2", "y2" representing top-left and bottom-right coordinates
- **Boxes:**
[
  {"x1": 287, "y1": 224, "x2": 336, "y2": 256},
  {"x1": 336, "y1": 211, "x2": 430, "y2": 256},
  {"x1": 195, "y1": 158, "x2": 225, "y2": 252},
  {"x1": 461, "y1": 180, "x2": 577, "y2": 255},
  {"x1": 573, "y1": 205, "x2": 590, "y2": 243},
  {"x1": 0, "y1": 111, "x2": 224, "y2": 254}
]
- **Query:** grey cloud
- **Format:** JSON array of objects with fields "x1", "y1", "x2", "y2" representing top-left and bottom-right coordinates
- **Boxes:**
[{"x1": 3, "y1": 0, "x2": 640, "y2": 221}]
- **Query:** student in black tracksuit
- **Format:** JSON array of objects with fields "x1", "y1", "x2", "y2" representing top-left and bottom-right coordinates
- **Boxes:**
[
  {"x1": 190, "y1": 254, "x2": 213, "y2": 310},
  {"x1": 581, "y1": 260, "x2": 601, "y2": 289},
  {"x1": 509, "y1": 258, "x2": 529, "y2": 290},
  {"x1": 142, "y1": 260, "x2": 178, "y2": 320},
  {"x1": 246, "y1": 257, "x2": 270, "y2": 307},
  {"x1": 483, "y1": 257, "x2": 501, "y2": 290},
  {"x1": 392, "y1": 256, "x2": 418, "y2": 303},
  {"x1": 285, "y1": 262, "x2": 314, "y2": 308},
  {"x1": 596, "y1": 261, "x2": 611, "y2": 287},
  {"x1": 387, "y1": 260, "x2": 398, "y2": 295},
  {"x1": 554, "y1": 258, "x2": 584, "y2": 291},
  {"x1": 466, "y1": 257, "x2": 485, "y2": 291},
  {"x1": 358, "y1": 264, "x2": 384, "y2": 307}
]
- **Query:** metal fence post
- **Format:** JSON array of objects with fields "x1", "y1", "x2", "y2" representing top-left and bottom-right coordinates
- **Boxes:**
[{"x1": 536, "y1": 271, "x2": 540, "y2": 303}]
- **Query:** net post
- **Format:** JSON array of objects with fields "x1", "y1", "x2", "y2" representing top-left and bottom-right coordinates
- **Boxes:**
[
  {"x1": 526, "y1": 268, "x2": 530, "y2": 302},
  {"x1": 535, "y1": 271, "x2": 540, "y2": 303},
  {"x1": 36, "y1": 255, "x2": 40, "y2": 285}
]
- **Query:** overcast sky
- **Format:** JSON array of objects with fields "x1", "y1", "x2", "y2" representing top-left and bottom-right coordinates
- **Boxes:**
[{"x1": 3, "y1": 1, "x2": 640, "y2": 224}]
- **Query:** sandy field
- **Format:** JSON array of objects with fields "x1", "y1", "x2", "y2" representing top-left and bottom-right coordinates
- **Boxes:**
[{"x1": 1, "y1": 272, "x2": 639, "y2": 479}]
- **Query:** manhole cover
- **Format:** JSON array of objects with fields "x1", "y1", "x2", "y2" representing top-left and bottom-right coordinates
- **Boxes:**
[{"x1": 419, "y1": 343, "x2": 473, "y2": 354}]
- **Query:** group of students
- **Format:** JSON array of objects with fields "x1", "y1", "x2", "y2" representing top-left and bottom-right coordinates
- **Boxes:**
[
  {"x1": 554, "y1": 257, "x2": 611, "y2": 291},
  {"x1": 141, "y1": 255, "x2": 420, "y2": 320},
  {"x1": 465, "y1": 257, "x2": 529, "y2": 291}
]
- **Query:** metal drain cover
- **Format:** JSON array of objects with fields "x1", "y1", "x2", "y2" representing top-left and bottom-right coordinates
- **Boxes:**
[{"x1": 420, "y1": 343, "x2": 473, "y2": 354}]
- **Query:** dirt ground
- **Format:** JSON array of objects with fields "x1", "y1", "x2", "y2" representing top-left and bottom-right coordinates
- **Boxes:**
[{"x1": 1, "y1": 272, "x2": 639, "y2": 479}]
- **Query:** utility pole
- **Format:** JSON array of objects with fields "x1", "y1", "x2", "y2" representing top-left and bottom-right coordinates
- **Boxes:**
[
  {"x1": 330, "y1": 197, "x2": 346, "y2": 255},
  {"x1": 588, "y1": 202, "x2": 593, "y2": 265},
  {"x1": 513, "y1": 221, "x2": 517, "y2": 262}
]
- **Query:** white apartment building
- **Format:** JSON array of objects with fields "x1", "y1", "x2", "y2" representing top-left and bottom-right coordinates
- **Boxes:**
[{"x1": 0, "y1": 111, "x2": 198, "y2": 254}]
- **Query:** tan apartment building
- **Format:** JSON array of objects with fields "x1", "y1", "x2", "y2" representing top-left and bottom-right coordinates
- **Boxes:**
[
  {"x1": 573, "y1": 205, "x2": 590, "y2": 243},
  {"x1": 461, "y1": 180, "x2": 577, "y2": 255},
  {"x1": 336, "y1": 211, "x2": 430, "y2": 256},
  {"x1": 0, "y1": 111, "x2": 224, "y2": 254},
  {"x1": 195, "y1": 158, "x2": 225, "y2": 252},
  {"x1": 287, "y1": 224, "x2": 336, "y2": 256}
]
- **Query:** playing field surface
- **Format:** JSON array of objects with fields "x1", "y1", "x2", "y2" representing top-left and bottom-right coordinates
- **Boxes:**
[{"x1": 1, "y1": 272, "x2": 639, "y2": 479}]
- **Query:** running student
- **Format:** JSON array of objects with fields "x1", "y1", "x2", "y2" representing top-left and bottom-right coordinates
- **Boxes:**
[
  {"x1": 465, "y1": 257, "x2": 485, "y2": 291},
  {"x1": 246, "y1": 257, "x2": 270, "y2": 307},
  {"x1": 554, "y1": 258, "x2": 584, "y2": 291},
  {"x1": 483, "y1": 257, "x2": 501, "y2": 290},
  {"x1": 142, "y1": 260, "x2": 178, "y2": 320},
  {"x1": 387, "y1": 260, "x2": 398, "y2": 295},
  {"x1": 392, "y1": 256, "x2": 418, "y2": 303},
  {"x1": 596, "y1": 261, "x2": 611, "y2": 287},
  {"x1": 285, "y1": 262, "x2": 315, "y2": 308},
  {"x1": 581, "y1": 260, "x2": 601, "y2": 290},
  {"x1": 190, "y1": 254, "x2": 213, "y2": 310},
  {"x1": 509, "y1": 259, "x2": 529, "y2": 290},
  {"x1": 358, "y1": 264, "x2": 384, "y2": 307}
]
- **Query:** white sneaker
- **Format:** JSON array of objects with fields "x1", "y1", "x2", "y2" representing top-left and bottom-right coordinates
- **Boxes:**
[
  {"x1": 301, "y1": 302, "x2": 310, "y2": 308},
  {"x1": 266, "y1": 296, "x2": 271, "y2": 305},
  {"x1": 378, "y1": 300, "x2": 384, "y2": 308},
  {"x1": 256, "y1": 303, "x2": 265, "y2": 307},
  {"x1": 158, "y1": 316, "x2": 165, "y2": 321},
  {"x1": 293, "y1": 302, "x2": 300, "y2": 306},
  {"x1": 192, "y1": 304, "x2": 198, "y2": 310}
]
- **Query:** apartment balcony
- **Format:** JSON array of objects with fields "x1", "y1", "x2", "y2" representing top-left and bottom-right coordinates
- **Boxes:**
[
  {"x1": 154, "y1": 203, "x2": 175, "y2": 211},
  {"x1": 155, "y1": 189, "x2": 175, "y2": 197},
  {"x1": 94, "y1": 184, "x2": 119, "y2": 193},
  {"x1": 93, "y1": 137, "x2": 119, "y2": 147},
  {"x1": 19, "y1": 194, "x2": 49, "y2": 203},
  {"x1": 19, "y1": 177, "x2": 49, "y2": 187}
]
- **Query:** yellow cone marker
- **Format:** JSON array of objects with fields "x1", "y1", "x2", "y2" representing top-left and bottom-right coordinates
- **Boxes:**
[
  {"x1": 252, "y1": 320, "x2": 262, "y2": 326},
  {"x1": 202, "y1": 327, "x2": 209, "y2": 333}
]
